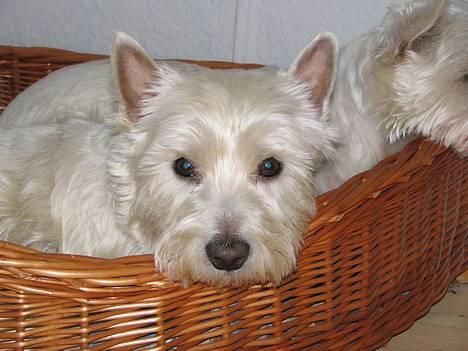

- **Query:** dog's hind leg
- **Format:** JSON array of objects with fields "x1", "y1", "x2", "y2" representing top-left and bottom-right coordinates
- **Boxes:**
[{"x1": 0, "y1": 172, "x2": 58, "y2": 252}]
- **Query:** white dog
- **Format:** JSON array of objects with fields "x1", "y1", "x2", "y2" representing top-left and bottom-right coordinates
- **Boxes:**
[
  {"x1": 316, "y1": 0, "x2": 467, "y2": 191},
  {"x1": 0, "y1": 32, "x2": 338, "y2": 286},
  {"x1": 384, "y1": 0, "x2": 468, "y2": 154}
]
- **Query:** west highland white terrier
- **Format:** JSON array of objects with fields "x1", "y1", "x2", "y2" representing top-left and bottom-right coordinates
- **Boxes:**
[
  {"x1": 0, "y1": 32, "x2": 338, "y2": 286},
  {"x1": 316, "y1": 0, "x2": 467, "y2": 191}
]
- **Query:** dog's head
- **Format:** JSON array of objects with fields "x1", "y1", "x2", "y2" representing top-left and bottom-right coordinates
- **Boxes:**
[
  {"x1": 109, "y1": 32, "x2": 338, "y2": 286},
  {"x1": 371, "y1": 0, "x2": 468, "y2": 152}
]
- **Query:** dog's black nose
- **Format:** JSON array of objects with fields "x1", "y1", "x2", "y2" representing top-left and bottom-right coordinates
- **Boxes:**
[{"x1": 205, "y1": 237, "x2": 250, "y2": 271}]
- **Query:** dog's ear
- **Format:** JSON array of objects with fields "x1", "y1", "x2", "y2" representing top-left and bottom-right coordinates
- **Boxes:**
[
  {"x1": 112, "y1": 32, "x2": 158, "y2": 122},
  {"x1": 289, "y1": 32, "x2": 338, "y2": 115},
  {"x1": 377, "y1": 0, "x2": 447, "y2": 57}
]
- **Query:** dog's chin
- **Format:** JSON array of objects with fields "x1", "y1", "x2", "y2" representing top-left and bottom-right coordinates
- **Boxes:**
[
  {"x1": 168, "y1": 271, "x2": 289, "y2": 289},
  {"x1": 161, "y1": 258, "x2": 295, "y2": 288}
]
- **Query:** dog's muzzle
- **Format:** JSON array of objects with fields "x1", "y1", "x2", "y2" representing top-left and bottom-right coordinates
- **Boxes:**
[{"x1": 205, "y1": 237, "x2": 250, "y2": 271}]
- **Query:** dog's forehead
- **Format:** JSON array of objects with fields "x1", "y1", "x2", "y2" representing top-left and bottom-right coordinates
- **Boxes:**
[
  {"x1": 177, "y1": 67, "x2": 302, "y2": 112},
  {"x1": 149, "y1": 67, "x2": 314, "y2": 140}
]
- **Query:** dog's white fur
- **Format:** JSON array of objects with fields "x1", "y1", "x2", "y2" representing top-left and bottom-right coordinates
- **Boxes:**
[
  {"x1": 385, "y1": 0, "x2": 468, "y2": 154},
  {"x1": 0, "y1": 59, "x2": 198, "y2": 126},
  {"x1": 316, "y1": 0, "x2": 467, "y2": 191},
  {"x1": 0, "y1": 32, "x2": 338, "y2": 286},
  {"x1": 2, "y1": 0, "x2": 465, "y2": 191}
]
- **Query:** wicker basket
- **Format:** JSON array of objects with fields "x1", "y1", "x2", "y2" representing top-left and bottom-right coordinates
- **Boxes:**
[{"x1": 0, "y1": 45, "x2": 466, "y2": 351}]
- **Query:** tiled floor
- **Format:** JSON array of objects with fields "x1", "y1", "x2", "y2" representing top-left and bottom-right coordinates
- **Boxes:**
[{"x1": 379, "y1": 283, "x2": 468, "y2": 351}]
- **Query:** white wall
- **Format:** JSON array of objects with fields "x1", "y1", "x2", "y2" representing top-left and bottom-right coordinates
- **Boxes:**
[{"x1": 0, "y1": 0, "x2": 392, "y2": 67}]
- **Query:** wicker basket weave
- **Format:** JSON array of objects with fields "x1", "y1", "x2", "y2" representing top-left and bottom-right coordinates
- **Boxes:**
[{"x1": 0, "y1": 45, "x2": 467, "y2": 351}]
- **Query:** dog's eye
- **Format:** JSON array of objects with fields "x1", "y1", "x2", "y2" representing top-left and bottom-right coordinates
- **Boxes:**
[
  {"x1": 174, "y1": 157, "x2": 196, "y2": 177},
  {"x1": 463, "y1": 73, "x2": 468, "y2": 82},
  {"x1": 258, "y1": 157, "x2": 282, "y2": 177}
]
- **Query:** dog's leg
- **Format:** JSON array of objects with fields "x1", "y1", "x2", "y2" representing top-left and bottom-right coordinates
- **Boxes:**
[{"x1": 0, "y1": 172, "x2": 57, "y2": 252}]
